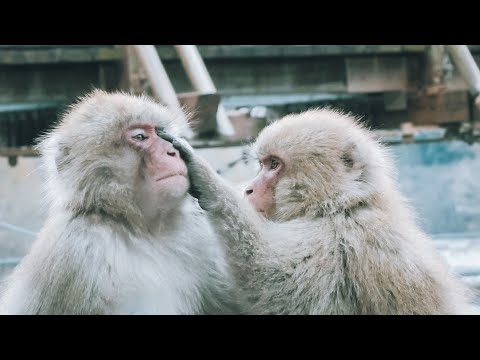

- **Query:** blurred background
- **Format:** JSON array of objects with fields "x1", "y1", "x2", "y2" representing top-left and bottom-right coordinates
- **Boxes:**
[{"x1": 1, "y1": 45, "x2": 480, "y2": 303}]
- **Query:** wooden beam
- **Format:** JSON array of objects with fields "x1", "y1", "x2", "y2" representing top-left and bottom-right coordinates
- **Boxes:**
[
  {"x1": 0, "y1": 147, "x2": 38, "y2": 157},
  {"x1": 0, "y1": 45, "x2": 448, "y2": 65},
  {"x1": 425, "y1": 45, "x2": 445, "y2": 89},
  {"x1": 346, "y1": 56, "x2": 408, "y2": 93}
]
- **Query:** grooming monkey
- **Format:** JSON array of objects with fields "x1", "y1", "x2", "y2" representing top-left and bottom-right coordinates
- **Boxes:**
[{"x1": 161, "y1": 108, "x2": 475, "y2": 315}]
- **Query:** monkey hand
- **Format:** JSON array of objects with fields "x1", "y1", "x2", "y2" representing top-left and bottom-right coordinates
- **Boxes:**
[{"x1": 159, "y1": 132, "x2": 225, "y2": 211}]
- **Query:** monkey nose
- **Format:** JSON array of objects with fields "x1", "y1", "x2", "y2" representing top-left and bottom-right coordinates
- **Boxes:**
[
  {"x1": 245, "y1": 188, "x2": 253, "y2": 196},
  {"x1": 167, "y1": 150, "x2": 177, "y2": 157}
]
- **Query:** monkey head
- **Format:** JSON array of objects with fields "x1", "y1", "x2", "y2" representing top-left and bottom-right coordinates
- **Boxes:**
[
  {"x1": 245, "y1": 108, "x2": 395, "y2": 221},
  {"x1": 37, "y1": 90, "x2": 193, "y2": 225}
]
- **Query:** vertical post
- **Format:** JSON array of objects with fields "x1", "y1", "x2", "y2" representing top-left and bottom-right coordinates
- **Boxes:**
[
  {"x1": 118, "y1": 45, "x2": 147, "y2": 95},
  {"x1": 445, "y1": 45, "x2": 480, "y2": 96},
  {"x1": 446, "y1": 45, "x2": 480, "y2": 135},
  {"x1": 129, "y1": 45, "x2": 181, "y2": 109},
  {"x1": 425, "y1": 45, "x2": 445, "y2": 89},
  {"x1": 174, "y1": 45, "x2": 235, "y2": 136}
]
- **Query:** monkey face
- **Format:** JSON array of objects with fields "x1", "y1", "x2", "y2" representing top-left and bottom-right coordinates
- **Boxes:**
[
  {"x1": 126, "y1": 124, "x2": 189, "y2": 205},
  {"x1": 244, "y1": 155, "x2": 284, "y2": 218},
  {"x1": 244, "y1": 108, "x2": 393, "y2": 221},
  {"x1": 37, "y1": 90, "x2": 194, "y2": 222}
]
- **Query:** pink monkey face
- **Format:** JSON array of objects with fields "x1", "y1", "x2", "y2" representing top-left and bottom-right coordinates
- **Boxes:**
[
  {"x1": 244, "y1": 155, "x2": 284, "y2": 218},
  {"x1": 125, "y1": 124, "x2": 189, "y2": 199}
]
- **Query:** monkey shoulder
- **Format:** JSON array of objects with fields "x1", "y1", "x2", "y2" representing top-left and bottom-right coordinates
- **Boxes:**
[
  {"x1": 2, "y1": 206, "x2": 235, "y2": 315},
  {"x1": 318, "y1": 212, "x2": 468, "y2": 314},
  {"x1": 22, "y1": 216, "x2": 130, "y2": 314},
  {"x1": 264, "y1": 215, "x2": 454, "y2": 314}
]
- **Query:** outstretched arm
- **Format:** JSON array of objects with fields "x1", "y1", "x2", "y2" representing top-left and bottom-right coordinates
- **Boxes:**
[{"x1": 160, "y1": 133, "x2": 279, "y2": 304}]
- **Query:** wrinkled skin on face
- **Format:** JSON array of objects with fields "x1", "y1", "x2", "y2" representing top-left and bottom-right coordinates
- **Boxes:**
[
  {"x1": 243, "y1": 156, "x2": 284, "y2": 218},
  {"x1": 125, "y1": 124, "x2": 188, "y2": 217}
]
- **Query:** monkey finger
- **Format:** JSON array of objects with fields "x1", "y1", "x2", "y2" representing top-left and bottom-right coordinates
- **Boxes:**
[
  {"x1": 157, "y1": 131, "x2": 193, "y2": 162},
  {"x1": 157, "y1": 130, "x2": 175, "y2": 144},
  {"x1": 172, "y1": 139, "x2": 194, "y2": 163}
]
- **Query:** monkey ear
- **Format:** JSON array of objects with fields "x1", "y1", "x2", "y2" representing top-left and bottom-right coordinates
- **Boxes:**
[
  {"x1": 341, "y1": 143, "x2": 357, "y2": 169},
  {"x1": 342, "y1": 142, "x2": 365, "y2": 172},
  {"x1": 55, "y1": 144, "x2": 71, "y2": 171}
]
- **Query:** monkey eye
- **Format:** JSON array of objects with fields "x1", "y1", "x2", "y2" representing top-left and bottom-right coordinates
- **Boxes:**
[
  {"x1": 132, "y1": 134, "x2": 147, "y2": 141},
  {"x1": 270, "y1": 158, "x2": 280, "y2": 170}
]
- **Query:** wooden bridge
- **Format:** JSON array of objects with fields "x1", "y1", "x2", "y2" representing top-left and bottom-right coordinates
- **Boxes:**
[{"x1": 1, "y1": 45, "x2": 480, "y2": 166}]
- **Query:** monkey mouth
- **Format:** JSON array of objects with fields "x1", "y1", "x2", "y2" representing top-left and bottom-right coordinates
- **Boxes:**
[{"x1": 156, "y1": 172, "x2": 187, "y2": 182}]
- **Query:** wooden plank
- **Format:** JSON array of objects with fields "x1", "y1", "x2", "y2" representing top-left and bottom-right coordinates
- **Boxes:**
[
  {"x1": 227, "y1": 108, "x2": 268, "y2": 141},
  {"x1": 383, "y1": 91, "x2": 407, "y2": 111},
  {"x1": 402, "y1": 45, "x2": 426, "y2": 52},
  {"x1": 346, "y1": 56, "x2": 408, "y2": 93},
  {"x1": 357, "y1": 89, "x2": 471, "y2": 130},
  {"x1": 0, "y1": 63, "x2": 119, "y2": 103},
  {"x1": 373, "y1": 90, "x2": 471, "y2": 129},
  {"x1": 0, "y1": 46, "x2": 121, "y2": 64},
  {"x1": 0, "y1": 147, "x2": 38, "y2": 157},
  {"x1": 0, "y1": 45, "x2": 413, "y2": 65},
  {"x1": 406, "y1": 90, "x2": 470, "y2": 125},
  {"x1": 199, "y1": 45, "x2": 405, "y2": 58},
  {"x1": 177, "y1": 92, "x2": 220, "y2": 138},
  {"x1": 425, "y1": 45, "x2": 445, "y2": 87},
  {"x1": 5, "y1": 45, "x2": 478, "y2": 65},
  {"x1": 118, "y1": 45, "x2": 149, "y2": 94}
]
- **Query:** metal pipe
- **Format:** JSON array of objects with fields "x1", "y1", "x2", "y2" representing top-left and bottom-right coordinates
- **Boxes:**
[
  {"x1": 130, "y1": 45, "x2": 181, "y2": 109},
  {"x1": 445, "y1": 45, "x2": 480, "y2": 95},
  {"x1": 174, "y1": 45, "x2": 235, "y2": 136}
]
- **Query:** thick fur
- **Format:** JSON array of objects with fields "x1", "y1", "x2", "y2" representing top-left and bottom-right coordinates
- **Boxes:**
[
  {"x1": 166, "y1": 108, "x2": 475, "y2": 315},
  {"x1": 0, "y1": 90, "x2": 239, "y2": 315}
]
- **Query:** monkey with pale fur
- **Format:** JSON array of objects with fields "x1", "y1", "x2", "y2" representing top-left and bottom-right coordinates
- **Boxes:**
[
  {"x1": 0, "y1": 90, "x2": 238, "y2": 315},
  {"x1": 162, "y1": 109, "x2": 475, "y2": 315}
]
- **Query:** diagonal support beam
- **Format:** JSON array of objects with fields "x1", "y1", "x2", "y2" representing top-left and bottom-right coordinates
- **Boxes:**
[{"x1": 174, "y1": 45, "x2": 235, "y2": 136}]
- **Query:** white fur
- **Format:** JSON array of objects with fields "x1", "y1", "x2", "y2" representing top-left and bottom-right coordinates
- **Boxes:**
[{"x1": 0, "y1": 90, "x2": 238, "y2": 315}]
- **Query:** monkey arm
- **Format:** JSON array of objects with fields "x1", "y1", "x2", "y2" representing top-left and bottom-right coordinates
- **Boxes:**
[
  {"x1": 158, "y1": 133, "x2": 245, "y2": 211},
  {"x1": 160, "y1": 134, "x2": 283, "y2": 305}
]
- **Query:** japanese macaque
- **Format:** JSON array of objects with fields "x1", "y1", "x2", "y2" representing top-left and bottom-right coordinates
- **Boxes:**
[
  {"x1": 161, "y1": 108, "x2": 475, "y2": 315},
  {"x1": 0, "y1": 90, "x2": 239, "y2": 315}
]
